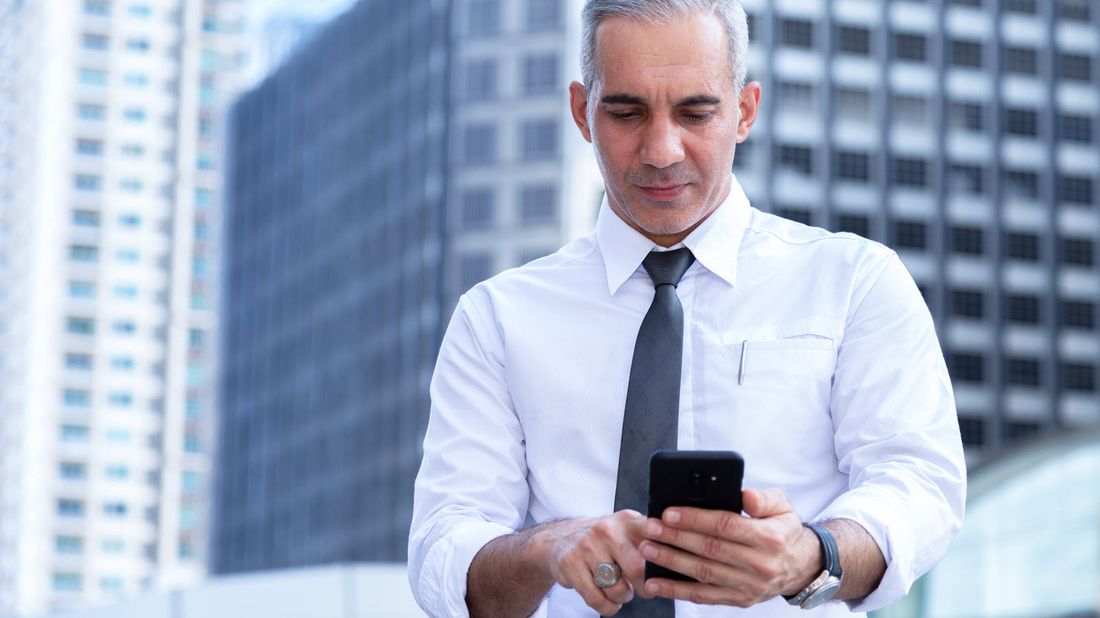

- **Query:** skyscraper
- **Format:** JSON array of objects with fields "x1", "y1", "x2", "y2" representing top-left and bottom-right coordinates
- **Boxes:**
[{"x1": 0, "y1": 0, "x2": 243, "y2": 613}]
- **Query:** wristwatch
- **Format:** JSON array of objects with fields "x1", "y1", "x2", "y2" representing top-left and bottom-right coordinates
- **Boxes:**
[{"x1": 783, "y1": 523, "x2": 843, "y2": 610}]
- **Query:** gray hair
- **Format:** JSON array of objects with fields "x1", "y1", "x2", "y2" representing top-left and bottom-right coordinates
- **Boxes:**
[{"x1": 580, "y1": 0, "x2": 749, "y2": 97}]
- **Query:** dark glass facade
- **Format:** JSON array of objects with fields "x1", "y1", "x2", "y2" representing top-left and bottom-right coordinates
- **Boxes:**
[{"x1": 213, "y1": 0, "x2": 450, "y2": 572}]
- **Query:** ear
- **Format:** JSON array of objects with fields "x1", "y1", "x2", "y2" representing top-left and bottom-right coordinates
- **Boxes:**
[
  {"x1": 735, "y1": 81, "x2": 761, "y2": 144},
  {"x1": 569, "y1": 81, "x2": 593, "y2": 143}
]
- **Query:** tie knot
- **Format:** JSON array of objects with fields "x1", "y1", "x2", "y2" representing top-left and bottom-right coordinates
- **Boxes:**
[{"x1": 642, "y1": 247, "x2": 695, "y2": 288}]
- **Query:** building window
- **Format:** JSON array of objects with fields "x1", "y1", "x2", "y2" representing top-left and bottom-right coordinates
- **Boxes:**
[
  {"x1": 1004, "y1": 420, "x2": 1041, "y2": 441},
  {"x1": 1005, "y1": 232, "x2": 1040, "y2": 261},
  {"x1": 463, "y1": 124, "x2": 496, "y2": 165},
  {"x1": 72, "y1": 210, "x2": 101, "y2": 227},
  {"x1": 111, "y1": 356, "x2": 135, "y2": 371},
  {"x1": 74, "y1": 175, "x2": 101, "y2": 192},
  {"x1": 56, "y1": 536, "x2": 84, "y2": 555},
  {"x1": 781, "y1": 18, "x2": 814, "y2": 49},
  {"x1": 123, "y1": 107, "x2": 146, "y2": 122},
  {"x1": 950, "y1": 289, "x2": 985, "y2": 319},
  {"x1": 63, "y1": 389, "x2": 91, "y2": 407},
  {"x1": 58, "y1": 500, "x2": 85, "y2": 518},
  {"x1": 1061, "y1": 237, "x2": 1094, "y2": 266},
  {"x1": 951, "y1": 226, "x2": 984, "y2": 255},
  {"x1": 108, "y1": 392, "x2": 133, "y2": 407},
  {"x1": 1005, "y1": 357, "x2": 1042, "y2": 386},
  {"x1": 83, "y1": 0, "x2": 109, "y2": 15},
  {"x1": 834, "y1": 214, "x2": 870, "y2": 238},
  {"x1": 65, "y1": 353, "x2": 93, "y2": 370},
  {"x1": 77, "y1": 103, "x2": 106, "y2": 121},
  {"x1": 101, "y1": 538, "x2": 125, "y2": 553},
  {"x1": 958, "y1": 416, "x2": 985, "y2": 446},
  {"x1": 1058, "y1": 53, "x2": 1092, "y2": 82},
  {"x1": 1058, "y1": 0, "x2": 1091, "y2": 21},
  {"x1": 523, "y1": 53, "x2": 559, "y2": 96},
  {"x1": 52, "y1": 573, "x2": 83, "y2": 592},
  {"x1": 949, "y1": 163, "x2": 984, "y2": 194},
  {"x1": 777, "y1": 145, "x2": 813, "y2": 175},
  {"x1": 893, "y1": 32, "x2": 927, "y2": 62},
  {"x1": 776, "y1": 207, "x2": 812, "y2": 226},
  {"x1": 1005, "y1": 294, "x2": 1041, "y2": 324},
  {"x1": 892, "y1": 94, "x2": 929, "y2": 126},
  {"x1": 460, "y1": 253, "x2": 493, "y2": 290},
  {"x1": 950, "y1": 40, "x2": 983, "y2": 68},
  {"x1": 59, "y1": 463, "x2": 87, "y2": 481},
  {"x1": 78, "y1": 68, "x2": 108, "y2": 86},
  {"x1": 1004, "y1": 46, "x2": 1038, "y2": 75},
  {"x1": 949, "y1": 101, "x2": 984, "y2": 132},
  {"x1": 949, "y1": 353, "x2": 985, "y2": 383},
  {"x1": 892, "y1": 157, "x2": 928, "y2": 187},
  {"x1": 468, "y1": 0, "x2": 500, "y2": 37},
  {"x1": 1003, "y1": 169, "x2": 1039, "y2": 200},
  {"x1": 105, "y1": 465, "x2": 129, "y2": 480},
  {"x1": 835, "y1": 150, "x2": 871, "y2": 182},
  {"x1": 1062, "y1": 362, "x2": 1096, "y2": 392},
  {"x1": 67, "y1": 317, "x2": 95, "y2": 335},
  {"x1": 69, "y1": 281, "x2": 96, "y2": 299},
  {"x1": 1005, "y1": 0, "x2": 1037, "y2": 13},
  {"x1": 112, "y1": 320, "x2": 137, "y2": 335},
  {"x1": 836, "y1": 25, "x2": 871, "y2": 55},
  {"x1": 836, "y1": 87, "x2": 872, "y2": 120},
  {"x1": 1058, "y1": 175, "x2": 1094, "y2": 205},
  {"x1": 460, "y1": 188, "x2": 494, "y2": 231},
  {"x1": 100, "y1": 577, "x2": 124, "y2": 592},
  {"x1": 1005, "y1": 108, "x2": 1039, "y2": 137},
  {"x1": 103, "y1": 502, "x2": 128, "y2": 517},
  {"x1": 526, "y1": 0, "x2": 560, "y2": 31},
  {"x1": 61, "y1": 425, "x2": 90, "y2": 442},
  {"x1": 1061, "y1": 300, "x2": 1095, "y2": 329},
  {"x1": 125, "y1": 37, "x2": 150, "y2": 52},
  {"x1": 123, "y1": 72, "x2": 148, "y2": 88},
  {"x1": 1058, "y1": 114, "x2": 1093, "y2": 143},
  {"x1": 893, "y1": 220, "x2": 927, "y2": 250},
  {"x1": 776, "y1": 81, "x2": 816, "y2": 114},
  {"x1": 520, "y1": 184, "x2": 557, "y2": 226},
  {"x1": 464, "y1": 59, "x2": 497, "y2": 102},
  {"x1": 81, "y1": 33, "x2": 109, "y2": 51},
  {"x1": 520, "y1": 118, "x2": 558, "y2": 161}
]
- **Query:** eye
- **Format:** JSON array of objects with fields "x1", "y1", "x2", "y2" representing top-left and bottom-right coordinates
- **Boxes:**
[
  {"x1": 607, "y1": 110, "x2": 640, "y2": 121},
  {"x1": 682, "y1": 112, "x2": 713, "y2": 123}
]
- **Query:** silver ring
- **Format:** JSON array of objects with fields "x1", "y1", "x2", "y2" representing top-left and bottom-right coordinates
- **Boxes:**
[{"x1": 593, "y1": 562, "x2": 622, "y2": 589}]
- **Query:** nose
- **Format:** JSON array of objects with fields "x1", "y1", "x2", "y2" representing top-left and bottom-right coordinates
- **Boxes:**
[{"x1": 639, "y1": 116, "x2": 685, "y2": 169}]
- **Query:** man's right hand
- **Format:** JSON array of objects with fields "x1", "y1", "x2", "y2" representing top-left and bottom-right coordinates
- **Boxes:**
[{"x1": 530, "y1": 510, "x2": 651, "y2": 616}]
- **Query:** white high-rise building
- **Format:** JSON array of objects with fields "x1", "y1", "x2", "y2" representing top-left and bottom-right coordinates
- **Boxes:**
[{"x1": 0, "y1": 0, "x2": 243, "y2": 614}]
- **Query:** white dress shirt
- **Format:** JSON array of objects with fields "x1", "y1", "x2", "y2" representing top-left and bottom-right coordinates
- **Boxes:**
[{"x1": 409, "y1": 176, "x2": 966, "y2": 617}]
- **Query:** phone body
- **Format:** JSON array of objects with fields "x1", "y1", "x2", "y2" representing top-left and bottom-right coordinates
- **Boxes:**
[{"x1": 645, "y1": 449, "x2": 745, "y2": 582}]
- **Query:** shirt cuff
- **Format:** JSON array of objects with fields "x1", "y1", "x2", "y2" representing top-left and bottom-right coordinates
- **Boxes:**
[
  {"x1": 813, "y1": 488, "x2": 914, "y2": 613},
  {"x1": 413, "y1": 520, "x2": 514, "y2": 618}
]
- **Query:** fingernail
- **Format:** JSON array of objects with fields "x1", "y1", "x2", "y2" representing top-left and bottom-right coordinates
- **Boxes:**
[
  {"x1": 645, "y1": 520, "x2": 662, "y2": 536},
  {"x1": 664, "y1": 509, "x2": 681, "y2": 524},
  {"x1": 641, "y1": 543, "x2": 657, "y2": 559},
  {"x1": 645, "y1": 581, "x2": 660, "y2": 595}
]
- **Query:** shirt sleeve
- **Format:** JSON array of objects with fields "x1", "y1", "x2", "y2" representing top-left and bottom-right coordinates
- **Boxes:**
[
  {"x1": 407, "y1": 289, "x2": 532, "y2": 618},
  {"x1": 816, "y1": 251, "x2": 967, "y2": 612}
]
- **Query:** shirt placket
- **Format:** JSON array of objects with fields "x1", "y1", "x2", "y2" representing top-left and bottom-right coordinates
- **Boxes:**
[{"x1": 677, "y1": 272, "x2": 697, "y2": 451}]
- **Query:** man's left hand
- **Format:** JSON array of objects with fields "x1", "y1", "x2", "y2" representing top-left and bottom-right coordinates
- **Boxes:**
[{"x1": 638, "y1": 488, "x2": 820, "y2": 608}]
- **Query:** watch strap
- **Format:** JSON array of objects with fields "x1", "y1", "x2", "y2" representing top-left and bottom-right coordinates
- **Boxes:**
[{"x1": 805, "y1": 523, "x2": 842, "y2": 578}]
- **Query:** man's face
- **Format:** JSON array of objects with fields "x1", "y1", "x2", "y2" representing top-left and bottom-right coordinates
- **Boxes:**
[{"x1": 570, "y1": 11, "x2": 760, "y2": 245}]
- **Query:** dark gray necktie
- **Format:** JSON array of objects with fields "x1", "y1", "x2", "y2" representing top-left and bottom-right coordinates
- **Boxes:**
[{"x1": 614, "y1": 248, "x2": 695, "y2": 617}]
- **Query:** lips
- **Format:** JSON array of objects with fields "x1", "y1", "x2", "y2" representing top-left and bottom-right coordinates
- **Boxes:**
[{"x1": 637, "y1": 184, "x2": 688, "y2": 200}]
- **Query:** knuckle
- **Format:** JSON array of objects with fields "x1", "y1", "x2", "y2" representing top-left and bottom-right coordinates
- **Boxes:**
[
  {"x1": 688, "y1": 588, "x2": 708, "y2": 605},
  {"x1": 701, "y1": 537, "x2": 723, "y2": 560},
  {"x1": 693, "y1": 562, "x2": 714, "y2": 584},
  {"x1": 716, "y1": 513, "x2": 739, "y2": 537}
]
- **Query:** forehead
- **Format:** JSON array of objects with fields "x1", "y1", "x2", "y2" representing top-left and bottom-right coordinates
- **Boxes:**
[{"x1": 594, "y1": 11, "x2": 732, "y2": 97}]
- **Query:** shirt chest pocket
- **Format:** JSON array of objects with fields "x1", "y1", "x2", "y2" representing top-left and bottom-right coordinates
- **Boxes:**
[{"x1": 693, "y1": 321, "x2": 840, "y2": 457}]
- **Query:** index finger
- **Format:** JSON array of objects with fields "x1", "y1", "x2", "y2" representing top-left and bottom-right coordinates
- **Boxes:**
[{"x1": 660, "y1": 506, "x2": 755, "y2": 545}]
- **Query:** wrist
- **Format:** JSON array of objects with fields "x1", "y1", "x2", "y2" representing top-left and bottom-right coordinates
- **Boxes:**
[{"x1": 782, "y1": 524, "x2": 824, "y2": 596}]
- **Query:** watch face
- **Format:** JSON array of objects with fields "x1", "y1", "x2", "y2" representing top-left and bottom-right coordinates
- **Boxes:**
[{"x1": 801, "y1": 577, "x2": 842, "y2": 609}]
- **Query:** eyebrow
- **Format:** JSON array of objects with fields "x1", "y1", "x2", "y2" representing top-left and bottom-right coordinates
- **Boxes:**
[{"x1": 600, "y1": 93, "x2": 722, "y2": 107}]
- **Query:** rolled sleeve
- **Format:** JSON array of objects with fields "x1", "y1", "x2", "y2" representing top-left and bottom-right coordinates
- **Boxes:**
[
  {"x1": 408, "y1": 290, "x2": 532, "y2": 617},
  {"x1": 822, "y1": 251, "x2": 967, "y2": 612}
]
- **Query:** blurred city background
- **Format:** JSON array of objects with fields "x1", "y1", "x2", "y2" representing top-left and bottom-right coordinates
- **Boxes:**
[{"x1": 0, "y1": 0, "x2": 1098, "y2": 616}]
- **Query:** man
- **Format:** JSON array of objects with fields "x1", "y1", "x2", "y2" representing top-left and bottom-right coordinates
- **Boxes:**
[{"x1": 409, "y1": 1, "x2": 965, "y2": 616}]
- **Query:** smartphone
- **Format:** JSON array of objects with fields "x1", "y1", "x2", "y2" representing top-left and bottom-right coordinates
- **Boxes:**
[{"x1": 645, "y1": 449, "x2": 744, "y2": 582}]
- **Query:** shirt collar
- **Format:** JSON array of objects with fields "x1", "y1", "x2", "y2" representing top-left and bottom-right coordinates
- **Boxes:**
[{"x1": 595, "y1": 174, "x2": 751, "y2": 295}]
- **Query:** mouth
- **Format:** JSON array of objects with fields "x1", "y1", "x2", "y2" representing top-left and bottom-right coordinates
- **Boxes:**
[{"x1": 636, "y1": 183, "x2": 688, "y2": 201}]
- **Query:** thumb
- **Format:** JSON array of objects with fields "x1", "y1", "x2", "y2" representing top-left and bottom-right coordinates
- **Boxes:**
[{"x1": 742, "y1": 488, "x2": 793, "y2": 519}]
